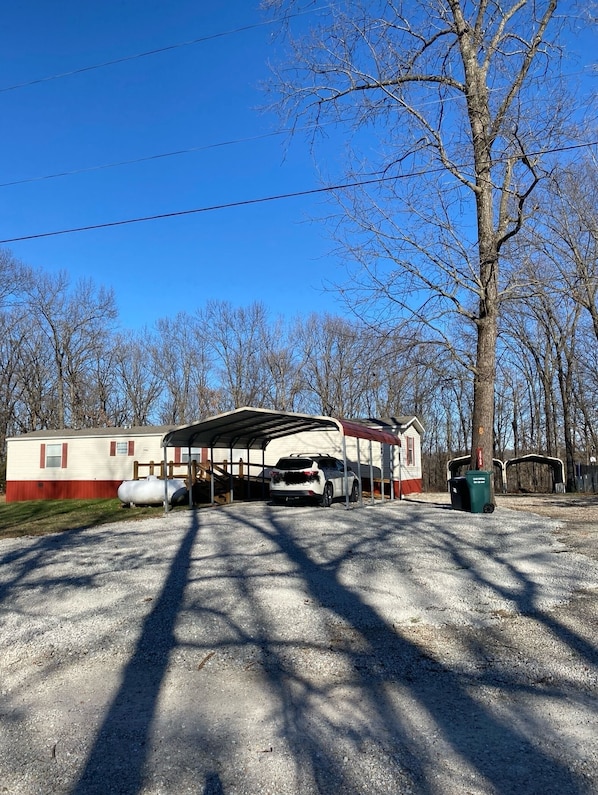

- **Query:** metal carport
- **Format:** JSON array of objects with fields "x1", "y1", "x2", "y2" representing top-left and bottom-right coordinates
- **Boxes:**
[{"x1": 161, "y1": 406, "x2": 401, "y2": 510}]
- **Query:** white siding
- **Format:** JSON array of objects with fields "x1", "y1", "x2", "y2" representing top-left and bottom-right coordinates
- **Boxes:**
[{"x1": 6, "y1": 432, "x2": 166, "y2": 482}]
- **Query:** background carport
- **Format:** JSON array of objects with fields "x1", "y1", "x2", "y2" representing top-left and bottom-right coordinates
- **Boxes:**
[
  {"x1": 506, "y1": 454, "x2": 566, "y2": 493},
  {"x1": 161, "y1": 406, "x2": 402, "y2": 509}
]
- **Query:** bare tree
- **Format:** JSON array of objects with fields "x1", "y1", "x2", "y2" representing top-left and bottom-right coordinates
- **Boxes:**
[
  {"x1": 202, "y1": 301, "x2": 275, "y2": 410},
  {"x1": 10, "y1": 319, "x2": 59, "y2": 432},
  {"x1": 0, "y1": 248, "x2": 27, "y2": 308},
  {"x1": 292, "y1": 313, "x2": 375, "y2": 416},
  {"x1": 527, "y1": 159, "x2": 598, "y2": 341},
  {"x1": 24, "y1": 271, "x2": 117, "y2": 428},
  {"x1": 255, "y1": 314, "x2": 304, "y2": 411},
  {"x1": 151, "y1": 313, "x2": 226, "y2": 425},
  {"x1": 114, "y1": 330, "x2": 164, "y2": 426},
  {"x1": 264, "y1": 0, "x2": 583, "y2": 474}
]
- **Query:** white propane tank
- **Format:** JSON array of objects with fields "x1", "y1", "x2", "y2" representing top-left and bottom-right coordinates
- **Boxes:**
[{"x1": 117, "y1": 475, "x2": 187, "y2": 506}]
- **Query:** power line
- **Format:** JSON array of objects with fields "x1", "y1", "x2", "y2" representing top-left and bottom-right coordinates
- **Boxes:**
[
  {"x1": 1, "y1": 140, "x2": 596, "y2": 245},
  {"x1": 0, "y1": 130, "x2": 289, "y2": 188},
  {"x1": 2, "y1": 112, "x2": 595, "y2": 191},
  {"x1": 0, "y1": 175, "x2": 402, "y2": 244},
  {"x1": 0, "y1": 6, "x2": 330, "y2": 94},
  {"x1": 1, "y1": 82, "x2": 593, "y2": 190}
]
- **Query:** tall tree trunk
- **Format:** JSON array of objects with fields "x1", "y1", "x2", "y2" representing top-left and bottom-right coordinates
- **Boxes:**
[{"x1": 469, "y1": 174, "x2": 499, "y2": 474}]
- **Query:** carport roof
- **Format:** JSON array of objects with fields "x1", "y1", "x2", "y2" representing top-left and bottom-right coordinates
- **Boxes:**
[{"x1": 161, "y1": 407, "x2": 401, "y2": 450}]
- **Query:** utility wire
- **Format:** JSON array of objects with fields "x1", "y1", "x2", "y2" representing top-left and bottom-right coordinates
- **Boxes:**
[
  {"x1": 0, "y1": 130, "x2": 288, "y2": 188},
  {"x1": 0, "y1": 123, "x2": 332, "y2": 188},
  {"x1": 2, "y1": 97, "x2": 594, "y2": 190},
  {"x1": 1, "y1": 139, "x2": 597, "y2": 245},
  {"x1": 0, "y1": 6, "x2": 330, "y2": 94},
  {"x1": 1, "y1": 77, "x2": 593, "y2": 190},
  {"x1": 0, "y1": 175, "x2": 404, "y2": 243}
]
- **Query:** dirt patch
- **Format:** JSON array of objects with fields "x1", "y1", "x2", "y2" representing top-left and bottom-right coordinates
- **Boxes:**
[
  {"x1": 412, "y1": 491, "x2": 598, "y2": 560},
  {"x1": 496, "y1": 494, "x2": 598, "y2": 561}
]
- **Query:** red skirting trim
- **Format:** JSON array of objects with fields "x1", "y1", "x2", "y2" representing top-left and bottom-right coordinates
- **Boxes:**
[
  {"x1": 6, "y1": 481, "x2": 121, "y2": 502},
  {"x1": 394, "y1": 478, "x2": 422, "y2": 497}
]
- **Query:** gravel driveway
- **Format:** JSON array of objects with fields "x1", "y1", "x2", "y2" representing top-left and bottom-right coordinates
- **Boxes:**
[{"x1": 1, "y1": 497, "x2": 597, "y2": 794}]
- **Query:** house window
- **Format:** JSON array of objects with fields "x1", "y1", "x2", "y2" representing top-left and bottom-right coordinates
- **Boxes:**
[
  {"x1": 110, "y1": 440, "x2": 135, "y2": 456},
  {"x1": 181, "y1": 447, "x2": 202, "y2": 464},
  {"x1": 41, "y1": 442, "x2": 68, "y2": 469},
  {"x1": 406, "y1": 436, "x2": 415, "y2": 467},
  {"x1": 46, "y1": 443, "x2": 62, "y2": 468}
]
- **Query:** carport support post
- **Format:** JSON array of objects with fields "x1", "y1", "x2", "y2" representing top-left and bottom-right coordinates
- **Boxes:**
[
  {"x1": 229, "y1": 444, "x2": 234, "y2": 504},
  {"x1": 356, "y1": 439, "x2": 363, "y2": 507},
  {"x1": 342, "y1": 435, "x2": 350, "y2": 510},
  {"x1": 246, "y1": 446, "x2": 251, "y2": 501},
  {"x1": 187, "y1": 446, "x2": 193, "y2": 508},
  {"x1": 210, "y1": 447, "x2": 215, "y2": 505},
  {"x1": 398, "y1": 446, "x2": 402, "y2": 500},
  {"x1": 369, "y1": 440, "x2": 375, "y2": 505},
  {"x1": 163, "y1": 446, "x2": 170, "y2": 514}
]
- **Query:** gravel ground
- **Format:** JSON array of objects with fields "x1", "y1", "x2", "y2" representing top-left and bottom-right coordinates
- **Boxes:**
[{"x1": 1, "y1": 495, "x2": 597, "y2": 795}]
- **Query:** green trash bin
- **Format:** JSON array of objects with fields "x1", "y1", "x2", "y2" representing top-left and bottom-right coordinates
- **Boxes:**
[{"x1": 465, "y1": 471, "x2": 495, "y2": 513}]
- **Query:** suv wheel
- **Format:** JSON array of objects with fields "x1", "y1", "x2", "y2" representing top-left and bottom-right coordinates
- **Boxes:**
[
  {"x1": 320, "y1": 482, "x2": 333, "y2": 507},
  {"x1": 349, "y1": 480, "x2": 359, "y2": 503}
]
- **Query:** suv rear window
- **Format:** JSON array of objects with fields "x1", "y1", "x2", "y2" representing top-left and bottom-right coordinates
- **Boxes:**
[{"x1": 275, "y1": 458, "x2": 315, "y2": 470}]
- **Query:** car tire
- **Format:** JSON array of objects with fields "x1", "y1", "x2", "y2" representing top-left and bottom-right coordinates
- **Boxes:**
[
  {"x1": 320, "y1": 482, "x2": 333, "y2": 507},
  {"x1": 349, "y1": 480, "x2": 359, "y2": 503}
]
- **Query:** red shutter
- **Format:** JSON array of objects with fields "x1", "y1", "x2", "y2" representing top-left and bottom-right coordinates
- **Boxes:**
[
  {"x1": 40, "y1": 444, "x2": 46, "y2": 469},
  {"x1": 110, "y1": 441, "x2": 116, "y2": 456},
  {"x1": 128, "y1": 440, "x2": 135, "y2": 456},
  {"x1": 174, "y1": 447, "x2": 181, "y2": 464},
  {"x1": 61, "y1": 443, "x2": 68, "y2": 468}
]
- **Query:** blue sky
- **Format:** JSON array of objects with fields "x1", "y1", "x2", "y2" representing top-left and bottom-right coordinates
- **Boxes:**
[
  {"x1": 0, "y1": 1, "x2": 346, "y2": 328},
  {"x1": 1, "y1": 2, "x2": 596, "y2": 330}
]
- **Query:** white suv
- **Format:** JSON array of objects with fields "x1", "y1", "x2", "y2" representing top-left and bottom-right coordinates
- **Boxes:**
[{"x1": 269, "y1": 454, "x2": 359, "y2": 506}]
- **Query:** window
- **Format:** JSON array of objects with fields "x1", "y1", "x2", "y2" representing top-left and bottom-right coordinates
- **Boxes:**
[
  {"x1": 46, "y1": 443, "x2": 62, "y2": 468},
  {"x1": 181, "y1": 447, "x2": 202, "y2": 464},
  {"x1": 110, "y1": 440, "x2": 135, "y2": 456},
  {"x1": 40, "y1": 442, "x2": 68, "y2": 469},
  {"x1": 406, "y1": 436, "x2": 415, "y2": 467}
]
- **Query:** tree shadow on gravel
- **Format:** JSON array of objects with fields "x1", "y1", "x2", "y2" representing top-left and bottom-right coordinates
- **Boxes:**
[
  {"x1": 0, "y1": 526, "x2": 96, "y2": 603},
  {"x1": 8, "y1": 500, "x2": 592, "y2": 794},
  {"x1": 228, "y1": 503, "x2": 594, "y2": 794},
  {"x1": 70, "y1": 510, "x2": 201, "y2": 795}
]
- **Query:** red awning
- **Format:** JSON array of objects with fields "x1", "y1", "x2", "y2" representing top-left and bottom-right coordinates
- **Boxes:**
[{"x1": 339, "y1": 418, "x2": 401, "y2": 446}]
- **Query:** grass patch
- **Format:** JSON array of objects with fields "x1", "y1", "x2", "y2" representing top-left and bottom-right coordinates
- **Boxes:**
[{"x1": 0, "y1": 498, "x2": 166, "y2": 540}]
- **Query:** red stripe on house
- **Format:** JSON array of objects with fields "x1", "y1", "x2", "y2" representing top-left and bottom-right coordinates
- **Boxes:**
[
  {"x1": 6, "y1": 480, "x2": 123, "y2": 502},
  {"x1": 394, "y1": 478, "x2": 423, "y2": 497}
]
